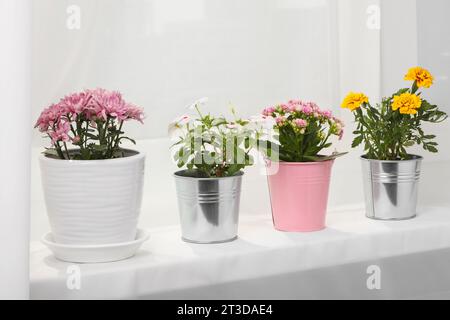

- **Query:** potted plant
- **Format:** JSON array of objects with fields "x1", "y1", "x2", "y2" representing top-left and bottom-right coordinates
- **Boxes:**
[
  {"x1": 257, "y1": 100, "x2": 346, "y2": 232},
  {"x1": 35, "y1": 88, "x2": 146, "y2": 247},
  {"x1": 169, "y1": 99, "x2": 256, "y2": 243},
  {"x1": 342, "y1": 67, "x2": 447, "y2": 220}
]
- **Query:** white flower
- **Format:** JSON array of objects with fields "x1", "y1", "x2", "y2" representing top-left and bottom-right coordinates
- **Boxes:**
[
  {"x1": 249, "y1": 115, "x2": 276, "y2": 130},
  {"x1": 186, "y1": 97, "x2": 209, "y2": 110},
  {"x1": 168, "y1": 114, "x2": 190, "y2": 138}
]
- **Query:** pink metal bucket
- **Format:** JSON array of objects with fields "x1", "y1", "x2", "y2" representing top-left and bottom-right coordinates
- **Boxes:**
[{"x1": 266, "y1": 160, "x2": 334, "y2": 232}]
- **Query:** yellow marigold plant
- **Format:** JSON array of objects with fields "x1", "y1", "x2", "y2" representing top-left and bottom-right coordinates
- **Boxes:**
[{"x1": 342, "y1": 67, "x2": 447, "y2": 160}]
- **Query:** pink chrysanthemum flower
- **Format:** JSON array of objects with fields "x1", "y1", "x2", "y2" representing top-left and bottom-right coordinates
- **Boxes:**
[
  {"x1": 35, "y1": 88, "x2": 144, "y2": 148},
  {"x1": 49, "y1": 120, "x2": 71, "y2": 145}
]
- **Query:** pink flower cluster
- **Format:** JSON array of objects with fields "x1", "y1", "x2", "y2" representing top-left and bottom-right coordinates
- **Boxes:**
[
  {"x1": 262, "y1": 106, "x2": 276, "y2": 116},
  {"x1": 261, "y1": 99, "x2": 345, "y2": 140},
  {"x1": 332, "y1": 116, "x2": 345, "y2": 140},
  {"x1": 275, "y1": 116, "x2": 286, "y2": 125},
  {"x1": 294, "y1": 119, "x2": 307, "y2": 128},
  {"x1": 35, "y1": 89, "x2": 144, "y2": 145},
  {"x1": 262, "y1": 100, "x2": 333, "y2": 119}
]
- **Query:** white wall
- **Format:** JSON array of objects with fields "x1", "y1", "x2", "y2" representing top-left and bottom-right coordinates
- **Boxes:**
[
  {"x1": 333, "y1": 0, "x2": 382, "y2": 211},
  {"x1": 380, "y1": 0, "x2": 450, "y2": 208},
  {"x1": 415, "y1": 0, "x2": 450, "y2": 207},
  {"x1": 32, "y1": 0, "x2": 339, "y2": 144},
  {"x1": 416, "y1": 0, "x2": 450, "y2": 161}
]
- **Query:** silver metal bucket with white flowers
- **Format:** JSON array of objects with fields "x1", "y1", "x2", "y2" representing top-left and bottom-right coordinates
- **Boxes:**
[{"x1": 170, "y1": 98, "x2": 255, "y2": 243}]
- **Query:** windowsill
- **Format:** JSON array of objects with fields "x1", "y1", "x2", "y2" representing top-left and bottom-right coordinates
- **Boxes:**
[{"x1": 30, "y1": 206, "x2": 450, "y2": 299}]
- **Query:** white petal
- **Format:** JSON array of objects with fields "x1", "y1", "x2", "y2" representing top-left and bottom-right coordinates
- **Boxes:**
[
  {"x1": 186, "y1": 97, "x2": 209, "y2": 110},
  {"x1": 168, "y1": 115, "x2": 190, "y2": 138}
]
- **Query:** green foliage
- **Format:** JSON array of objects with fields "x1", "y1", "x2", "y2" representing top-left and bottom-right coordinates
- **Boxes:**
[
  {"x1": 256, "y1": 102, "x2": 345, "y2": 163},
  {"x1": 351, "y1": 87, "x2": 447, "y2": 160},
  {"x1": 171, "y1": 106, "x2": 256, "y2": 178},
  {"x1": 45, "y1": 116, "x2": 135, "y2": 160},
  {"x1": 274, "y1": 123, "x2": 334, "y2": 162}
]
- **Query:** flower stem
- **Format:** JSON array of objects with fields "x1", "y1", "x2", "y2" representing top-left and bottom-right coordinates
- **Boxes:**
[
  {"x1": 63, "y1": 142, "x2": 70, "y2": 160},
  {"x1": 109, "y1": 120, "x2": 124, "y2": 158},
  {"x1": 54, "y1": 141, "x2": 65, "y2": 160},
  {"x1": 195, "y1": 104, "x2": 204, "y2": 120}
]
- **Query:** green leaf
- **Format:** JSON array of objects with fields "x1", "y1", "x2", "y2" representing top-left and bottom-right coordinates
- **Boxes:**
[
  {"x1": 411, "y1": 81, "x2": 418, "y2": 94},
  {"x1": 119, "y1": 137, "x2": 136, "y2": 145},
  {"x1": 427, "y1": 145, "x2": 438, "y2": 153},
  {"x1": 43, "y1": 148, "x2": 59, "y2": 157},
  {"x1": 393, "y1": 88, "x2": 410, "y2": 96},
  {"x1": 170, "y1": 139, "x2": 183, "y2": 148},
  {"x1": 303, "y1": 152, "x2": 348, "y2": 162},
  {"x1": 351, "y1": 135, "x2": 364, "y2": 148},
  {"x1": 93, "y1": 144, "x2": 107, "y2": 151},
  {"x1": 85, "y1": 133, "x2": 99, "y2": 140},
  {"x1": 177, "y1": 160, "x2": 185, "y2": 168},
  {"x1": 81, "y1": 148, "x2": 91, "y2": 160}
]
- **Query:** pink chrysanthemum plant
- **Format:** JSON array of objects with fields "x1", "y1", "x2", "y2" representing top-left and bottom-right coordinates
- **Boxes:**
[
  {"x1": 257, "y1": 100, "x2": 346, "y2": 162},
  {"x1": 35, "y1": 89, "x2": 144, "y2": 160}
]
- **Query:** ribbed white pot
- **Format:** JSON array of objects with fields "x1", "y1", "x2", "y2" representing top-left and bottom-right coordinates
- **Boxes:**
[{"x1": 39, "y1": 150, "x2": 145, "y2": 245}]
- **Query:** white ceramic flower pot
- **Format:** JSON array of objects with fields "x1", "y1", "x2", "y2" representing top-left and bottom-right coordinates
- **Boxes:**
[{"x1": 39, "y1": 150, "x2": 145, "y2": 245}]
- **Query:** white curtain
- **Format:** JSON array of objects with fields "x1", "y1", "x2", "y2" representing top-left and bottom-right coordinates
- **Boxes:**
[
  {"x1": 0, "y1": 0, "x2": 31, "y2": 300},
  {"x1": 29, "y1": 0, "x2": 389, "y2": 241},
  {"x1": 32, "y1": 0, "x2": 344, "y2": 142}
]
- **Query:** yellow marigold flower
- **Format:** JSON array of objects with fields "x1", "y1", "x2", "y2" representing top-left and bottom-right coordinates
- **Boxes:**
[
  {"x1": 404, "y1": 67, "x2": 434, "y2": 88},
  {"x1": 392, "y1": 93, "x2": 422, "y2": 115},
  {"x1": 341, "y1": 92, "x2": 368, "y2": 111}
]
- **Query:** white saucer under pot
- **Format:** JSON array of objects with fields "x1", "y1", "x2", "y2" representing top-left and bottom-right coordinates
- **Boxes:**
[{"x1": 42, "y1": 229, "x2": 150, "y2": 263}]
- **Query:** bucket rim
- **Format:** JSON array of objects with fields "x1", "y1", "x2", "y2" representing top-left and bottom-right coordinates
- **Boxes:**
[
  {"x1": 173, "y1": 170, "x2": 244, "y2": 181},
  {"x1": 265, "y1": 159, "x2": 335, "y2": 166},
  {"x1": 360, "y1": 154, "x2": 423, "y2": 163}
]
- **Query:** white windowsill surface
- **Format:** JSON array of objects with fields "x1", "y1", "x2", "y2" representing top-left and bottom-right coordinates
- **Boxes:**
[{"x1": 30, "y1": 206, "x2": 450, "y2": 300}]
